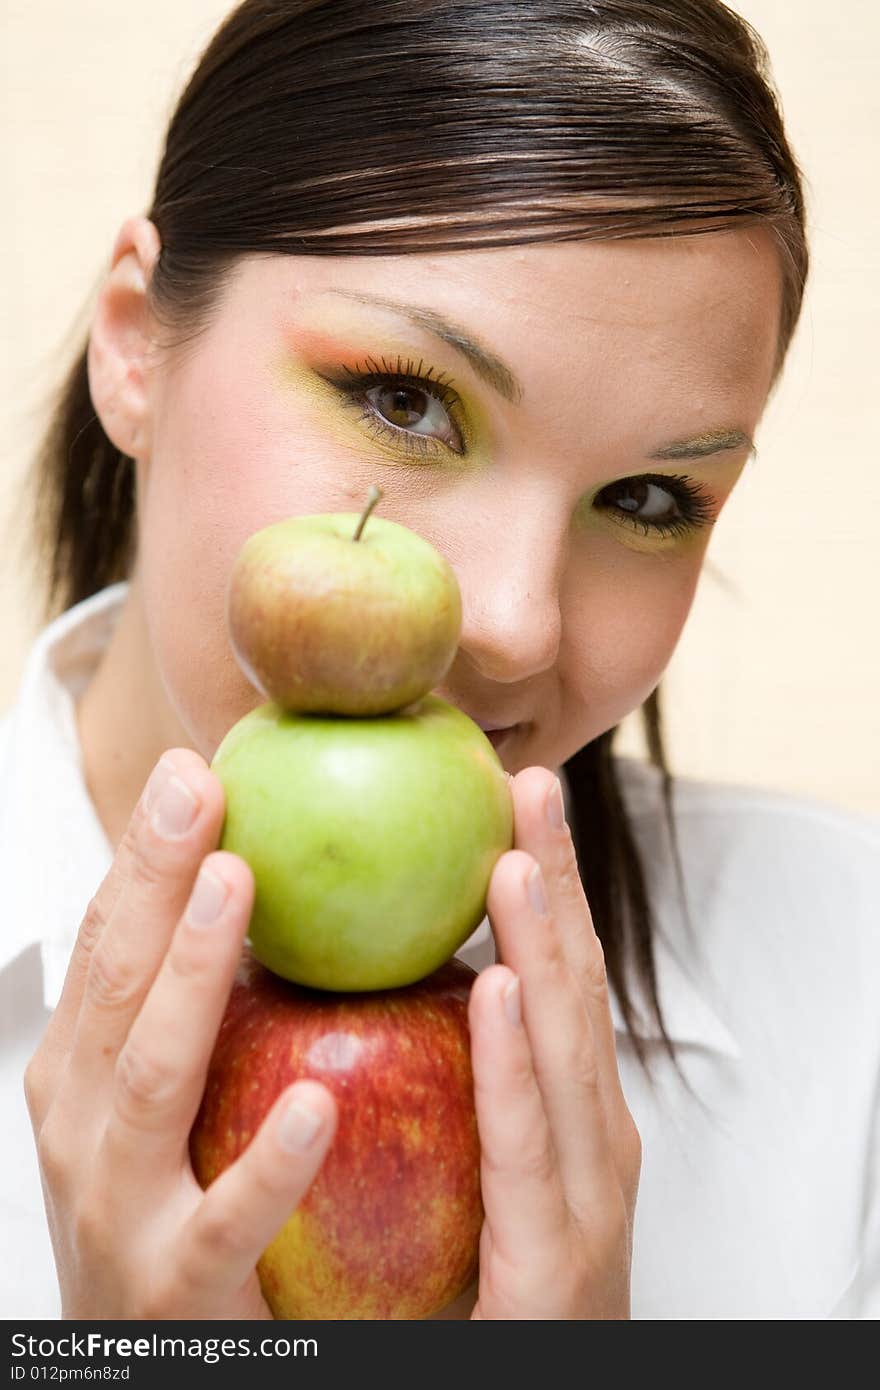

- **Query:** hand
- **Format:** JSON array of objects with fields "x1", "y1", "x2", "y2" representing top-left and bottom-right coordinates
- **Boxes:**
[
  {"x1": 23, "y1": 749, "x2": 337, "y2": 1319},
  {"x1": 466, "y1": 767, "x2": 642, "y2": 1319}
]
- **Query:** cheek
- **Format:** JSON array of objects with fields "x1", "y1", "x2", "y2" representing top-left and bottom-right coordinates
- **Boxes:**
[
  {"x1": 136, "y1": 343, "x2": 364, "y2": 758},
  {"x1": 137, "y1": 523, "x2": 264, "y2": 761},
  {"x1": 563, "y1": 546, "x2": 705, "y2": 740}
]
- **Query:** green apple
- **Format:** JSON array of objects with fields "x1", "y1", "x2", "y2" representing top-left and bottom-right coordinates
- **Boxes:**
[
  {"x1": 226, "y1": 487, "x2": 462, "y2": 716},
  {"x1": 211, "y1": 694, "x2": 512, "y2": 991}
]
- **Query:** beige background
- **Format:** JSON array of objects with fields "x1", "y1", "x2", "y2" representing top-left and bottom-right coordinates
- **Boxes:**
[{"x1": 2, "y1": 1, "x2": 878, "y2": 814}]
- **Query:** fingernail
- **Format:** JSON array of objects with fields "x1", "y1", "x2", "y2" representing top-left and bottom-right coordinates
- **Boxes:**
[
  {"x1": 546, "y1": 777, "x2": 565, "y2": 830},
  {"x1": 527, "y1": 863, "x2": 548, "y2": 916},
  {"x1": 278, "y1": 1096, "x2": 324, "y2": 1154},
  {"x1": 152, "y1": 769, "x2": 199, "y2": 839},
  {"x1": 187, "y1": 866, "x2": 229, "y2": 927},
  {"x1": 502, "y1": 974, "x2": 522, "y2": 1027},
  {"x1": 144, "y1": 758, "x2": 172, "y2": 812}
]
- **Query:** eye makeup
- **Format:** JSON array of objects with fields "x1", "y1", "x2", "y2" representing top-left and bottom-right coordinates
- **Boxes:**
[
  {"x1": 319, "y1": 353, "x2": 469, "y2": 459},
  {"x1": 592, "y1": 473, "x2": 718, "y2": 540},
  {"x1": 279, "y1": 306, "x2": 494, "y2": 446}
]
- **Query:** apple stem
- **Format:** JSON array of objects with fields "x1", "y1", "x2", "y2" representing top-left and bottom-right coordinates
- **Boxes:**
[{"x1": 352, "y1": 485, "x2": 384, "y2": 542}]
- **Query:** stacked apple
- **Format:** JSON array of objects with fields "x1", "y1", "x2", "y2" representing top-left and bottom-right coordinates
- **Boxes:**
[{"x1": 189, "y1": 488, "x2": 514, "y2": 1319}]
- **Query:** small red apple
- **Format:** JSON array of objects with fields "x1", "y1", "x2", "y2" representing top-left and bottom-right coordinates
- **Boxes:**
[
  {"x1": 189, "y1": 952, "x2": 482, "y2": 1320},
  {"x1": 225, "y1": 490, "x2": 463, "y2": 716}
]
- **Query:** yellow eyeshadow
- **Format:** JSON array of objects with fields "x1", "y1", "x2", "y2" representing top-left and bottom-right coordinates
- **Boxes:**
[
  {"x1": 271, "y1": 331, "x2": 486, "y2": 460},
  {"x1": 573, "y1": 493, "x2": 712, "y2": 555}
]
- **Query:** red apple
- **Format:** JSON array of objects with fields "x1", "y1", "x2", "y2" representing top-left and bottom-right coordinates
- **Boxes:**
[
  {"x1": 225, "y1": 493, "x2": 463, "y2": 717},
  {"x1": 189, "y1": 951, "x2": 482, "y2": 1320}
]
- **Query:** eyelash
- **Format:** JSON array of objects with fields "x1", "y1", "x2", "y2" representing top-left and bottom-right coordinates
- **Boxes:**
[
  {"x1": 328, "y1": 353, "x2": 717, "y2": 539},
  {"x1": 331, "y1": 354, "x2": 466, "y2": 458},
  {"x1": 597, "y1": 472, "x2": 717, "y2": 539}
]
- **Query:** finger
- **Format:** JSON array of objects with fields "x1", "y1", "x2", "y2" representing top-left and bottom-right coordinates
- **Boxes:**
[
  {"x1": 65, "y1": 749, "x2": 229, "y2": 1101},
  {"x1": 180, "y1": 1080, "x2": 337, "y2": 1301},
  {"x1": 468, "y1": 963, "x2": 569, "y2": 1268},
  {"x1": 510, "y1": 768, "x2": 629, "y2": 1121},
  {"x1": 101, "y1": 850, "x2": 255, "y2": 1174},
  {"x1": 486, "y1": 846, "x2": 617, "y2": 1213},
  {"x1": 42, "y1": 749, "x2": 217, "y2": 1073}
]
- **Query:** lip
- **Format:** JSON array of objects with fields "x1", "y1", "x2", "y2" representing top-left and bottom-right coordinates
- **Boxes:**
[
  {"x1": 471, "y1": 718, "x2": 525, "y2": 733},
  {"x1": 484, "y1": 725, "x2": 520, "y2": 753}
]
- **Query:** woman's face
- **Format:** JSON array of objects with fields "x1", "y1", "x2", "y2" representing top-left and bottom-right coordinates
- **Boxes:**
[{"x1": 134, "y1": 229, "x2": 781, "y2": 773}]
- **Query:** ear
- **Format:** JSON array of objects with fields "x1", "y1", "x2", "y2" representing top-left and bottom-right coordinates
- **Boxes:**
[{"x1": 87, "y1": 215, "x2": 162, "y2": 460}]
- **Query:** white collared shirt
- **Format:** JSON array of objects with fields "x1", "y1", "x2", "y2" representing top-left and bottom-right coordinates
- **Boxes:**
[{"x1": 1, "y1": 584, "x2": 878, "y2": 1319}]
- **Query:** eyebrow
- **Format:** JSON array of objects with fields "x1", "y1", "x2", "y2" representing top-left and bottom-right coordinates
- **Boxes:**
[
  {"x1": 322, "y1": 288, "x2": 755, "y2": 462},
  {"x1": 649, "y1": 428, "x2": 755, "y2": 461},
  {"x1": 322, "y1": 288, "x2": 524, "y2": 404}
]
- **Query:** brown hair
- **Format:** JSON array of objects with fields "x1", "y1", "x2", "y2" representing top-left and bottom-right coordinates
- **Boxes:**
[{"x1": 26, "y1": 0, "x2": 808, "y2": 1073}]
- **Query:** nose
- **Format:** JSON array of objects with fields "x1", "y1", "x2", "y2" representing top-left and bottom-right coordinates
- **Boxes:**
[{"x1": 452, "y1": 508, "x2": 564, "y2": 685}]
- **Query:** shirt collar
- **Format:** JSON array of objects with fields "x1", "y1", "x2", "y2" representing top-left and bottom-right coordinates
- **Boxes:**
[
  {"x1": 1, "y1": 584, "x2": 126, "y2": 1007},
  {"x1": 1, "y1": 580, "x2": 739, "y2": 1058}
]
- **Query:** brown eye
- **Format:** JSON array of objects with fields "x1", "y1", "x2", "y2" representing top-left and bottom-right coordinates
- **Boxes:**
[
  {"x1": 601, "y1": 478, "x2": 681, "y2": 523},
  {"x1": 369, "y1": 383, "x2": 433, "y2": 430},
  {"x1": 363, "y1": 381, "x2": 463, "y2": 452},
  {"x1": 324, "y1": 356, "x2": 467, "y2": 458},
  {"x1": 378, "y1": 383, "x2": 422, "y2": 425},
  {"x1": 595, "y1": 473, "x2": 717, "y2": 539}
]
